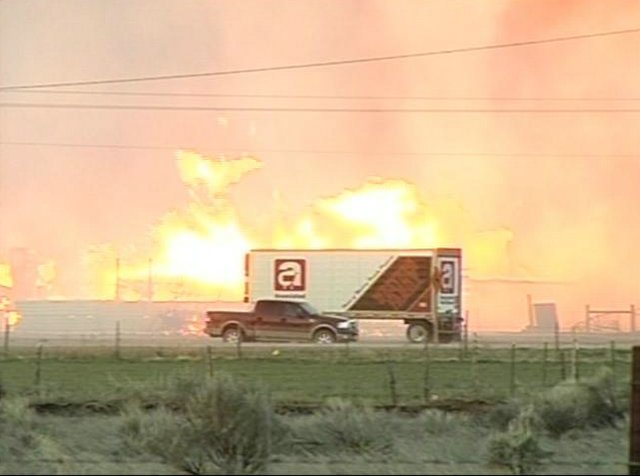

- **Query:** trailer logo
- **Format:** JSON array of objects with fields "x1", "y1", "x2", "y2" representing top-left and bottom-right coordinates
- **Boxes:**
[
  {"x1": 438, "y1": 258, "x2": 459, "y2": 296},
  {"x1": 274, "y1": 259, "x2": 306, "y2": 292}
]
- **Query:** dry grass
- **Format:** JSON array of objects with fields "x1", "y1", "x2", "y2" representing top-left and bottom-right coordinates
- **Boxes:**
[{"x1": 120, "y1": 372, "x2": 275, "y2": 474}]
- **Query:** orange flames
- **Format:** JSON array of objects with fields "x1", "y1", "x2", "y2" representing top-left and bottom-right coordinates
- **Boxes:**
[
  {"x1": 275, "y1": 178, "x2": 439, "y2": 249},
  {"x1": 5, "y1": 311, "x2": 22, "y2": 328},
  {"x1": 0, "y1": 296, "x2": 22, "y2": 329},
  {"x1": 11, "y1": 149, "x2": 630, "y2": 332},
  {"x1": 0, "y1": 262, "x2": 12, "y2": 289},
  {"x1": 80, "y1": 151, "x2": 520, "y2": 310},
  {"x1": 0, "y1": 266, "x2": 22, "y2": 329}
]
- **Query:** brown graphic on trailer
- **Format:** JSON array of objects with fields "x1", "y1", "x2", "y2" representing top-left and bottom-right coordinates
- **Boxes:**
[{"x1": 348, "y1": 257, "x2": 433, "y2": 312}]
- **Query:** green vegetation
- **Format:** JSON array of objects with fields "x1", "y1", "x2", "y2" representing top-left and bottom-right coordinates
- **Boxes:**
[
  {"x1": 0, "y1": 344, "x2": 631, "y2": 407},
  {"x1": 0, "y1": 379, "x2": 627, "y2": 474},
  {"x1": 534, "y1": 367, "x2": 623, "y2": 436},
  {"x1": 0, "y1": 344, "x2": 630, "y2": 474},
  {"x1": 487, "y1": 406, "x2": 549, "y2": 475},
  {"x1": 121, "y1": 373, "x2": 274, "y2": 475},
  {"x1": 286, "y1": 398, "x2": 395, "y2": 455},
  {"x1": 0, "y1": 397, "x2": 72, "y2": 474}
]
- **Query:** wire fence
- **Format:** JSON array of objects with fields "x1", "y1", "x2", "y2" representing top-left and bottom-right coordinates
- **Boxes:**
[{"x1": 0, "y1": 337, "x2": 632, "y2": 409}]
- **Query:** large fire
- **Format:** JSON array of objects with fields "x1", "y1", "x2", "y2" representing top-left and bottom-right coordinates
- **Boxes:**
[
  {"x1": 78, "y1": 151, "x2": 518, "y2": 307},
  {"x1": 8, "y1": 150, "x2": 632, "y2": 332},
  {"x1": 279, "y1": 178, "x2": 440, "y2": 249}
]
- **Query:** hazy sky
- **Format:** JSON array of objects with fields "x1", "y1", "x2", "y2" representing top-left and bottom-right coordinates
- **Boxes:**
[{"x1": 0, "y1": 0, "x2": 638, "y2": 311}]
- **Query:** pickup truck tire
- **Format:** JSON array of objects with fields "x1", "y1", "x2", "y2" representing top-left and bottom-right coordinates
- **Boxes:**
[
  {"x1": 313, "y1": 328, "x2": 336, "y2": 344},
  {"x1": 222, "y1": 325, "x2": 243, "y2": 343}
]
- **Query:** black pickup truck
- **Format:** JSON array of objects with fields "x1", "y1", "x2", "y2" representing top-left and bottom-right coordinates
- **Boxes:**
[{"x1": 204, "y1": 299, "x2": 359, "y2": 344}]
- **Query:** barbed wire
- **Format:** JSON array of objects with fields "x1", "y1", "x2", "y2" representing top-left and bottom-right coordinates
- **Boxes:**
[{"x1": 0, "y1": 457, "x2": 628, "y2": 467}]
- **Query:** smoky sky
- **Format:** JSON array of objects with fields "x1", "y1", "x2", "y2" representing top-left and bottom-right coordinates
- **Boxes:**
[{"x1": 0, "y1": 0, "x2": 638, "y2": 306}]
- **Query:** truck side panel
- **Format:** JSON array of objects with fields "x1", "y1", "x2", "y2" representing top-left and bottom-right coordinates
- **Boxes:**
[
  {"x1": 247, "y1": 250, "x2": 452, "y2": 314},
  {"x1": 249, "y1": 251, "x2": 418, "y2": 312}
]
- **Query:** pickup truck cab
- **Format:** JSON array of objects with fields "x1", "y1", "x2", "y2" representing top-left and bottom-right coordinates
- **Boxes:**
[{"x1": 204, "y1": 299, "x2": 358, "y2": 344}]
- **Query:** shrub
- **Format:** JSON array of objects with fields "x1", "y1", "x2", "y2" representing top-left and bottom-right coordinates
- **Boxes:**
[
  {"x1": 121, "y1": 372, "x2": 275, "y2": 475},
  {"x1": 0, "y1": 398, "x2": 71, "y2": 474},
  {"x1": 476, "y1": 399, "x2": 523, "y2": 431},
  {"x1": 110, "y1": 371, "x2": 204, "y2": 410},
  {"x1": 418, "y1": 409, "x2": 470, "y2": 435},
  {"x1": 287, "y1": 398, "x2": 394, "y2": 455},
  {"x1": 535, "y1": 367, "x2": 623, "y2": 437},
  {"x1": 487, "y1": 405, "x2": 548, "y2": 475}
]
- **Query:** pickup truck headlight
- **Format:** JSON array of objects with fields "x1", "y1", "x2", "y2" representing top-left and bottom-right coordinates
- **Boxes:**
[{"x1": 337, "y1": 320, "x2": 356, "y2": 330}]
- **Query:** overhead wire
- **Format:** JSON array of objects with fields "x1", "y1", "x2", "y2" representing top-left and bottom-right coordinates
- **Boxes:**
[
  {"x1": 1, "y1": 102, "x2": 638, "y2": 113},
  {"x1": 0, "y1": 141, "x2": 637, "y2": 158},
  {"x1": 2, "y1": 90, "x2": 639, "y2": 101},
  {"x1": 1, "y1": 27, "x2": 638, "y2": 91}
]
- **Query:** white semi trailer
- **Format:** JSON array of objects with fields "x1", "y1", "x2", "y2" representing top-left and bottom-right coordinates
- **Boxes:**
[{"x1": 244, "y1": 248, "x2": 463, "y2": 343}]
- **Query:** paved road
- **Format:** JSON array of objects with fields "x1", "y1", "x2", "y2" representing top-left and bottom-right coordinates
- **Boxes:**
[{"x1": 7, "y1": 318, "x2": 640, "y2": 349}]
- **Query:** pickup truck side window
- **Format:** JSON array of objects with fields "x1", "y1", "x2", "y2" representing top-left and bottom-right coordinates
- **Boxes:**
[
  {"x1": 283, "y1": 303, "x2": 304, "y2": 318},
  {"x1": 256, "y1": 301, "x2": 281, "y2": 315}
]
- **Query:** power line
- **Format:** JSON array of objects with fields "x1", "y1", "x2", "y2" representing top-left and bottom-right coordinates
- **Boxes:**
[
  {"x1": 0, "y1": 27, "x2": 638, "y2": 91},
  {"x1": 2, "y1": 102, "x2": 638, "y2": 113},
  {"x1": 1, "y1": 141, "x2": 637, "y2": 158},
  {"x1": 2, "y1": 89, "x2": 639, "y2": 101}
]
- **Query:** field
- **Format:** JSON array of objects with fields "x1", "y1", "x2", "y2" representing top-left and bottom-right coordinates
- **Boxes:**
[
  {"x1": 0, "y1": 340, "x2": 631, "y2": 404},
  {"x1": 0, "y1": 341, "x2": 633, "y2": 474}
]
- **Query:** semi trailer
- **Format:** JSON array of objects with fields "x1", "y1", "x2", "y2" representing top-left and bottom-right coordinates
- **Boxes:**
[{"x1": 242, "y1": 248, "x2": 463, "y2": 343}]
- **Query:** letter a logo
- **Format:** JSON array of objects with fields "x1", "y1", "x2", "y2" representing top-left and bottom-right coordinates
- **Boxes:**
[{"x1": 274, "y1": 259, "x2": 306, "y2": 292}]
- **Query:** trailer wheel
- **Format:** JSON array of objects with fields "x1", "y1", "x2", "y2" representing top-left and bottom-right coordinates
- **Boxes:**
[
  {"x1": 313, "y1": 328, "x2": 336, "y2": 344},
  {"x1": 222, "y1": 326, "x2": 242, "y2": 343},
  {"x1": 406, "y1": 323, "x2": 430, "y2": 343}
]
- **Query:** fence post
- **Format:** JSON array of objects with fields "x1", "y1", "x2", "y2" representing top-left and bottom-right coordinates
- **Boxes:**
[
  {"x1": 35, "y1": 343, "x2": 44, "y2": 388},
  {"x1": 206, "y1": 345, "x2": 213, "y2": 378},
  {"x1": 3, "y1": 319, "x2": 9, "y2": 358},
  {"x1": 115, "y1": 321, "x2": 121, "y2": 360},
  {"x1": 472, "y1": 333, "x2": 479, "y2": 366},
  {"x1": 236, "y1": 332, "x2": 243, "y2": 359},
  {"x1": 554, "y1": 320, "x2": 560, "y2": 359},
  {"x1": 463, "y1": 311, "x2": 469, "y2": 357},
  {"x1": 611, "y1": 340, "x2": 617, "y2": 382},
  {"x1": 571, "y1": 339, "x2": 580, "y2": 381},
  {"x1": 510, "y1": 343, "x2": 516, "y2": 397},
  {"x1": 386, "y1": 360, "x2": 398, "y2": 407},
  {"x1": 470, "y1": 336, "x2": 478, "y2": 392},
  {"x1": 423, "y1": 342, "x2": 431, "y2": 403},
  {"x1": 560, "y1": 350, "x2": 567, "y2": 381},
  {"x1": 542, "y1": 342, "x2": 548, "y2": 388},
  {"x1": 628, "y1": 346, "x2": 640, "y2": 475}
]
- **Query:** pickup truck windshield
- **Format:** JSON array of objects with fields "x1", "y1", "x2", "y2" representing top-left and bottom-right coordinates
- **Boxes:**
[{"x1": 299, "y1": 302, "x2": 320, "y2": 315}]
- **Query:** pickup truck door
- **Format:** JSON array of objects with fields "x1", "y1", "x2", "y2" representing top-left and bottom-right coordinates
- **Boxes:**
[
  {"x1": 253, "y1": 301, "x2": 289, "y2": 341},
  {"x1": 280, "y1": 302, "x2": 314, "y2": 341}
]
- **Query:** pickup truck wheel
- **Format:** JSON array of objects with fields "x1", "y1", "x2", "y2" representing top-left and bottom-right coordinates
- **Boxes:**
[
  {"x1": 406, "y1": 323, "x2": 430, "y2": 343},
  {"x1": 222, "y1": 326, "x2": 242, "y2": 343},
  {"x1": 313, "y1": 329, "x2": 336, "y2": 344}
]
